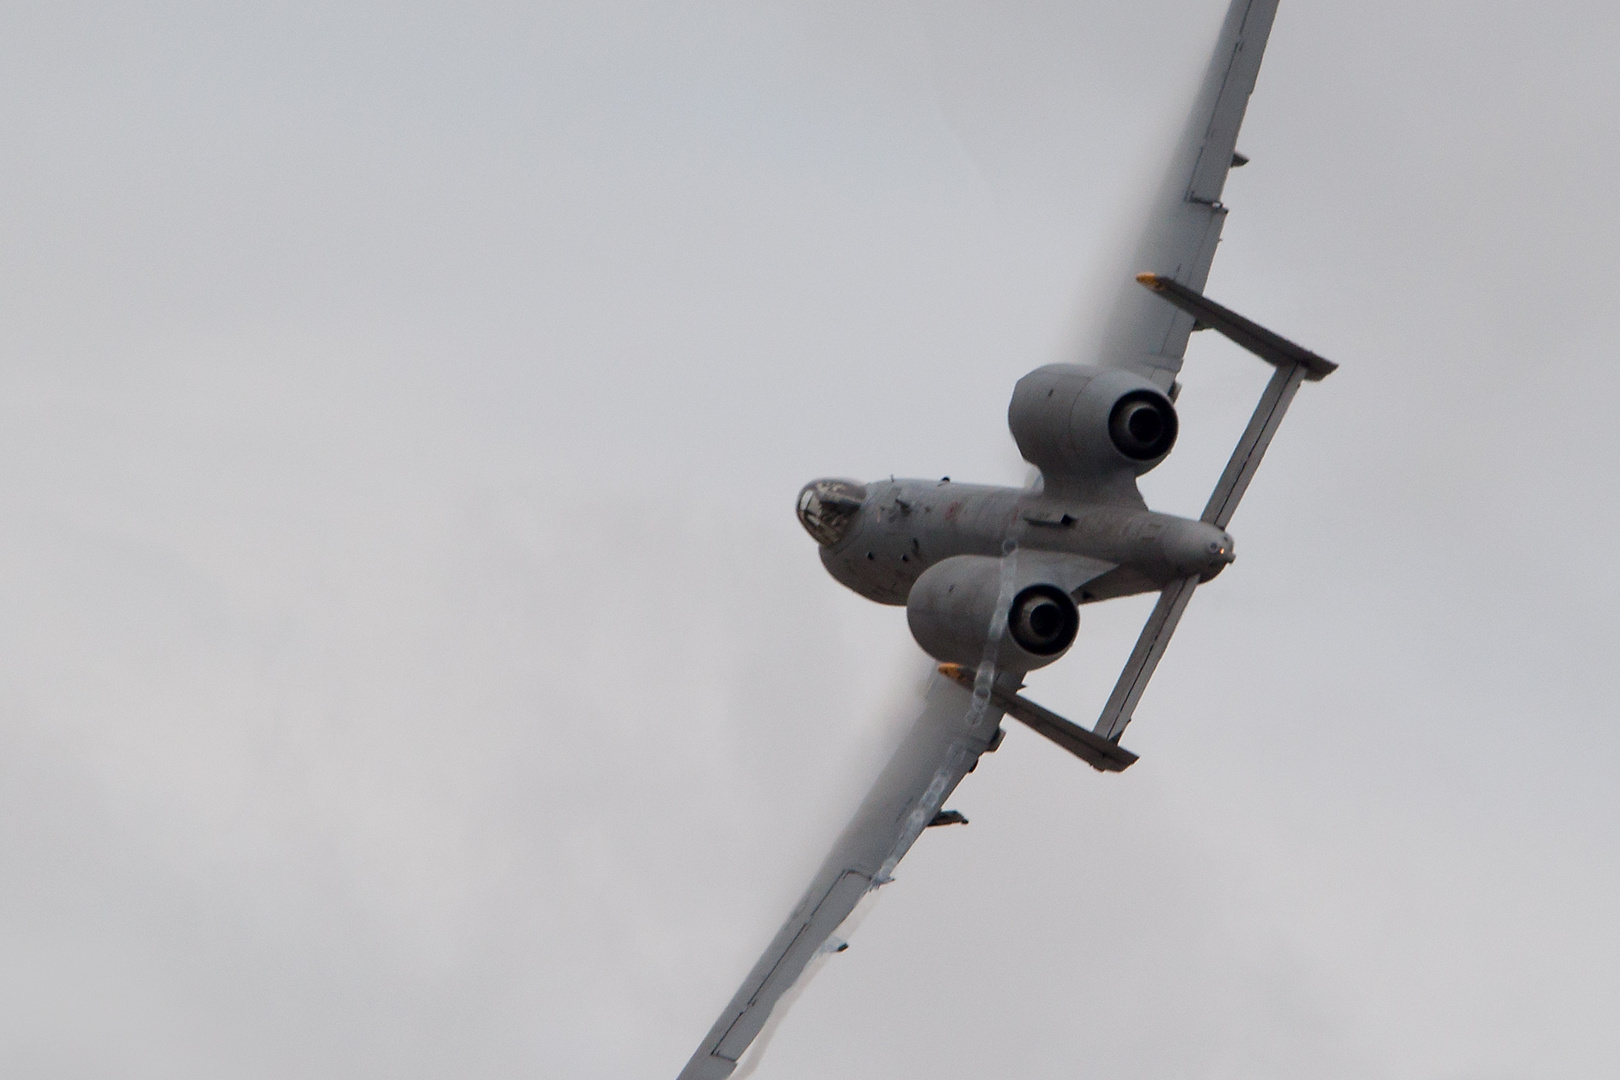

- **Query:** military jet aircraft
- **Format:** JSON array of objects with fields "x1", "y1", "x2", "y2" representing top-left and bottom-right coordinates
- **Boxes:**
[{"x1": 678, "y1": 2, "x2": 1335, "y2": 1076}]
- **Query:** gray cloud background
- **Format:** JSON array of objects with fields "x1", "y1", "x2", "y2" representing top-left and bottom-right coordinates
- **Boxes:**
[{"x1": 3, "y1": 1, "x2": 1619, "y2": 1077}]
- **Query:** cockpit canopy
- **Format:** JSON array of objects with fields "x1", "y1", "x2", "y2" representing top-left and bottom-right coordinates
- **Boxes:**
[{"x1": 796, "y1": 478, "x2": 866, "y2": 548}]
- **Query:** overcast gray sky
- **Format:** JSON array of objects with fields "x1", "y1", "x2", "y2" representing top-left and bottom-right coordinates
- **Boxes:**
[{"x1": 3, "y1": 2, "x2": 1620, "y2": 1078}]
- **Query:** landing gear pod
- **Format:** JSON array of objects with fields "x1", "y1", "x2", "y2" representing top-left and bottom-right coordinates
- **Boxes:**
[{"x1": 906, "y1": 555, "x2": 1079, "y2": 672}]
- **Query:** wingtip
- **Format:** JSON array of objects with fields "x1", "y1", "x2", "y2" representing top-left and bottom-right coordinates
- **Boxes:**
[{"x1": 1135, "y1": 272, "x2": 1164, "y2": 289}]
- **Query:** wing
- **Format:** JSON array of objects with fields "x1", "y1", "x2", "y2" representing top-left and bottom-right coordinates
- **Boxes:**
[
  {"x1": 1097, "y1": 0, "x2": 1280, "y2": 390},
  {"x1": 677, "y1": 668, "x2": 1007, "y2": 1080}
]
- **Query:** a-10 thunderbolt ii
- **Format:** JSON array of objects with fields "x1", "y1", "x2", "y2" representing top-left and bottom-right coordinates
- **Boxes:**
[{"x1": 678, "y1": 1, "x2": 1337, "y2": 1076}]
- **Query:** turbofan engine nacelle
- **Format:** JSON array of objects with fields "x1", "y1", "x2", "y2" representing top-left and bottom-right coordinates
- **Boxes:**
[
  {"x1": 906, "y1": 555, "x2": 1079, "y2": 673},
  {"x1": 1008, "y1": 364, "x2": 1178, "y2": 487}
]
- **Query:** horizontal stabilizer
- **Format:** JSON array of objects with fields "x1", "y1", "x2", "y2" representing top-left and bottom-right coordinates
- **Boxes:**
[
  {"x1": 1136, "y1": 273, "x2": 1337, "y2": 380},
  {"x1": 1092, "y1": 273, "x2": 1343, "y2": 742},
  {"x1": 937, "y1": 664, "x2": 1138, "y2": 773},
  {"x1": 1091, "y1": 576, "x2": 1198, "y2": 742}
]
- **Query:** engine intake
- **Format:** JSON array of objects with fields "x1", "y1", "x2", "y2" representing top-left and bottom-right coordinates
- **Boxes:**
[
  {"x1": 1007, "y1": 364, "x2": 1178, "y2": 497},
  {"x1": 906, "y1": 556, "x2": 1079, "y2": 673},
  {"x1": 1109, "y1": 390, "x2": 1178, "y2": 461},
  {"x1": 1008, "y1": 584, "x2": 1080, "y2": 656}
]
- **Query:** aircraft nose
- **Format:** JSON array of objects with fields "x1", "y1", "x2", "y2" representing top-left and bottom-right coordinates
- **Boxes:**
[{"x1": 796, "y1": 478, "x2": 867, "y2": 547}]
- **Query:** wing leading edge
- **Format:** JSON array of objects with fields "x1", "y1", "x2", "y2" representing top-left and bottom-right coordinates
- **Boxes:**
[
  {"x1": 676, "y1": 670, "x2": 1007, "y2": 1080},
  {"x1": 1099, "y1": 0, "x2": 1280, "y2": 389}
]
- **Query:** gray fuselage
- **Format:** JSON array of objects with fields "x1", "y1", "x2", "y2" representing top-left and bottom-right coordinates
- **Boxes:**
[{"x1": 814, "y1": 478, "x2": 1234, "y2": 607}]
